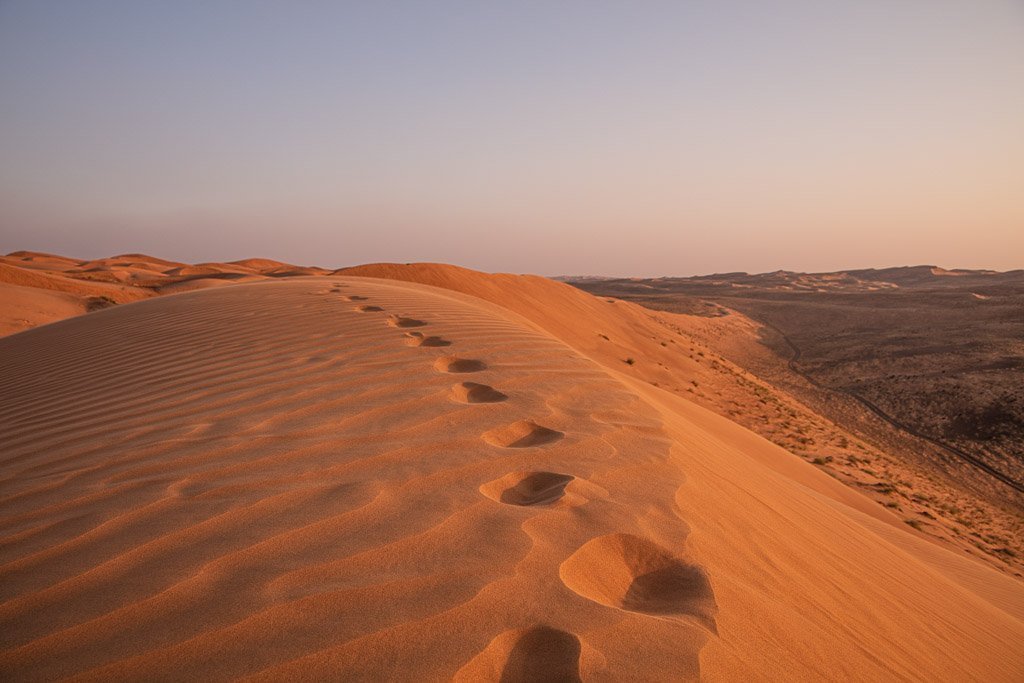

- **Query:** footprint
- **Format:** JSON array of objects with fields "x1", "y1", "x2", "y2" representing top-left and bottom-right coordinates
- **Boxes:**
[
  {"x1": 434, "y1": 357, "x2": 487, "y2": 373},
  {"x1": 355, "y1": 304, "x2": 384, "y2": 312},
  {"x1": 405, "y1": 332, "x2": 451, "y2": 348},
  {"x1": 452, "y1": 382, "x2": 506, "y2": 403},
  {"x1": 482, "y1": 420, "x2": 562, "y2": 448},
  {"x1": 558, "y1": 534, "x2": 716, "y2": 629},
  {"x1": 342, "y1": 295, "x2": 368, "y2": 301},
  {"x1": 454, "y1": 626, "x2": 582, "y2": 683},
  {"x1": 480, "y1": 471, "x2": 574, "y2": 506},
  {"x1": 387, "y1": 315, "x2": 427, "y2": 328}
]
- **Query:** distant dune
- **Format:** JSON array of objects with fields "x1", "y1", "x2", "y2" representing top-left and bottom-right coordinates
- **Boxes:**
[
  {"x1": 0, "y1": 252, "x2": 323, "y2": 336},
  {"x1": 1, "y1": 256, "x2": 1023, "y2": 679}
]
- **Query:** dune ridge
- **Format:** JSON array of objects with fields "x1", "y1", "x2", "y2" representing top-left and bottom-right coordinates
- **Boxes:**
[
  {"x1": 1, "y1": 273, "x2": 1022, "y2": 679},
  {"x1": 337, "y1": 263, "x2": 1024, "y2": 578},
  {"x1": 0, "y1": 251, "x2": 325, "y2": 337}
]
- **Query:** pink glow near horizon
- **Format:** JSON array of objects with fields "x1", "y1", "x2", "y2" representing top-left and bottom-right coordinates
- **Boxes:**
[{"x1": 1, "y1": 1, "x2": 1022, "y2": 276}]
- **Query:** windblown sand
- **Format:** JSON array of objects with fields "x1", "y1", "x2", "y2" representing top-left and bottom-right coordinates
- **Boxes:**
[{"x1": 1, "y1": 276, "x2": 1022, "y2": 680}]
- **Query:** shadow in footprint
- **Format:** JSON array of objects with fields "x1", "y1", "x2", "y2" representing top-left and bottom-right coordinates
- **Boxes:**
[
  {"x1": 624, "y1": 564, "x2": 714, "y2": 617},
  {"x1": 452, "y1": 382, "x2": 506, "y2": 403},
  {"x1": 481, "y1": 471, "x2": 574, "y2": 506},
  {"x1": 405, "y1": 332, "x2": 451, "y2": 347},
  {"x1": 500, "y1": 627, "x2": 582, "y2": 683},
  {"x1": 434, "y1": 357, "x2": 487, "y2": 373},
  {"x1": 355, "y1": 304, "x2": 384, "y2": 312},
  {"x1": 343, "y1": 295, "x2": 368, "y2": 301},
  {"x1": 483, "y1": 420, "x2": 563, "y2": 448},
  {"x1": 454, "y1": 626, "x2": 582, "y2": 683},
  {"x1": 559, "y1": 533, "x2": 716, "y2": 631},
  {"x1": 388, "y1": 315, "x2": 427, "y2": 328}
]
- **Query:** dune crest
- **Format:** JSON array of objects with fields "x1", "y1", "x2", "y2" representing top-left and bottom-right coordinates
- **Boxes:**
[{"x1": 0, "y1": 272, "x2": 1022, "y2": 680}]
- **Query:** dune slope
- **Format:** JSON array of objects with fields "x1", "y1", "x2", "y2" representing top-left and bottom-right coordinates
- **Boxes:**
[
  {"x1": 0, "y1": 283, "x2": 88, "y2": 337},
  {"x1": 1, "y1": 277, "x2": 1022, "y2": 680},
  {"x1": 338, "y1": 264, "x2": 1024, "y2": 578},
  {"x1": 0, "y1": 251, "x2": 322, "y2": 337}
]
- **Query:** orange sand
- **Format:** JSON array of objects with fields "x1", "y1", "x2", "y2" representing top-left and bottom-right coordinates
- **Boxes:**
[{"x1": 1, "y1": 269, "x2": 1022, "y2": 680}]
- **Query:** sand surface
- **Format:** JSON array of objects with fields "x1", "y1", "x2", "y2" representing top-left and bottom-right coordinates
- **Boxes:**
[
  {"x1": 0, "y1": 252, "x2": 308, "y2": 337},
  {"x1": 2, "y1": 274, "x2": 1023, "y2": 680}
]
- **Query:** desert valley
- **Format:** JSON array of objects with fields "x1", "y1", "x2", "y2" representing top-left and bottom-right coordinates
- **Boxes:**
[{"x1": 1, "y1": 251, "x2": 1022, "y2": 680}]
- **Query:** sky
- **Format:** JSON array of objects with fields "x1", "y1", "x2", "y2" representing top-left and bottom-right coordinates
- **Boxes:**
[{"x1": 1, "y1": 1, "x2": 1022, "y2": 276}]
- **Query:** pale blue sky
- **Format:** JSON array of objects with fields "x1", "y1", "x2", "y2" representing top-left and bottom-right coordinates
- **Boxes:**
[{"x1": 1, "y1": 1, "x2": 1022, "y2": 275}]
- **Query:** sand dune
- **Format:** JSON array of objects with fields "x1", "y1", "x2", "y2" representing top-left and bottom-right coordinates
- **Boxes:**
[
  {"x1": 337, "y1": 264, "x2": 1024, "y2": 578},
  {"x1": 228, "y1": 258, "x2": 290, "y2": 271},
  {"x1": 0, "y1": 262, "x2": 148, "y2": 302},
  {"x1": 162, "y1": 264, "x2": 254, "y2": 278},
  {"x1": 157, "y1": 276, "x2": 267, "y2": 294},
  {"x1": 0, "y1": 260, "x2": 154, "y2": 335},
  {"x1": 0, "y1": 282, "x2": 89, "y2": 337},
  {"x1": 1, "y1": 273, "x2": 1022, "y2": 680},
  {"x1": 0, "y1": 251, "x2": 325, "y2": 337},
  {"x1": 2, "y1": 251, "x2": 87, "y2": 272},
  {"x1": 573, "y1": 267, "x2": 1024, "y2": 574}
]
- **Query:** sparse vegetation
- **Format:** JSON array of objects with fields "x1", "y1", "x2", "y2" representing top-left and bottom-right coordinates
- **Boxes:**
[
  {"x1": 85, "y1": 296, "x2": 117, "y2": 311},
  {"x1": 572, "y1": 270, "x2": 1024, "y2": 575}
]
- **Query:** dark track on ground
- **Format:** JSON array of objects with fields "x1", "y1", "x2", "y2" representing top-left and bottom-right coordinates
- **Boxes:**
[{"x1": 761, "y1": 319, "x2": 1024, "y2": 495}]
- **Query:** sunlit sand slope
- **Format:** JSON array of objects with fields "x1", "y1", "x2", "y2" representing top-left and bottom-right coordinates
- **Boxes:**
[{"x1": 1, "y1": 277, "x2": 1022, "y2": 681}]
